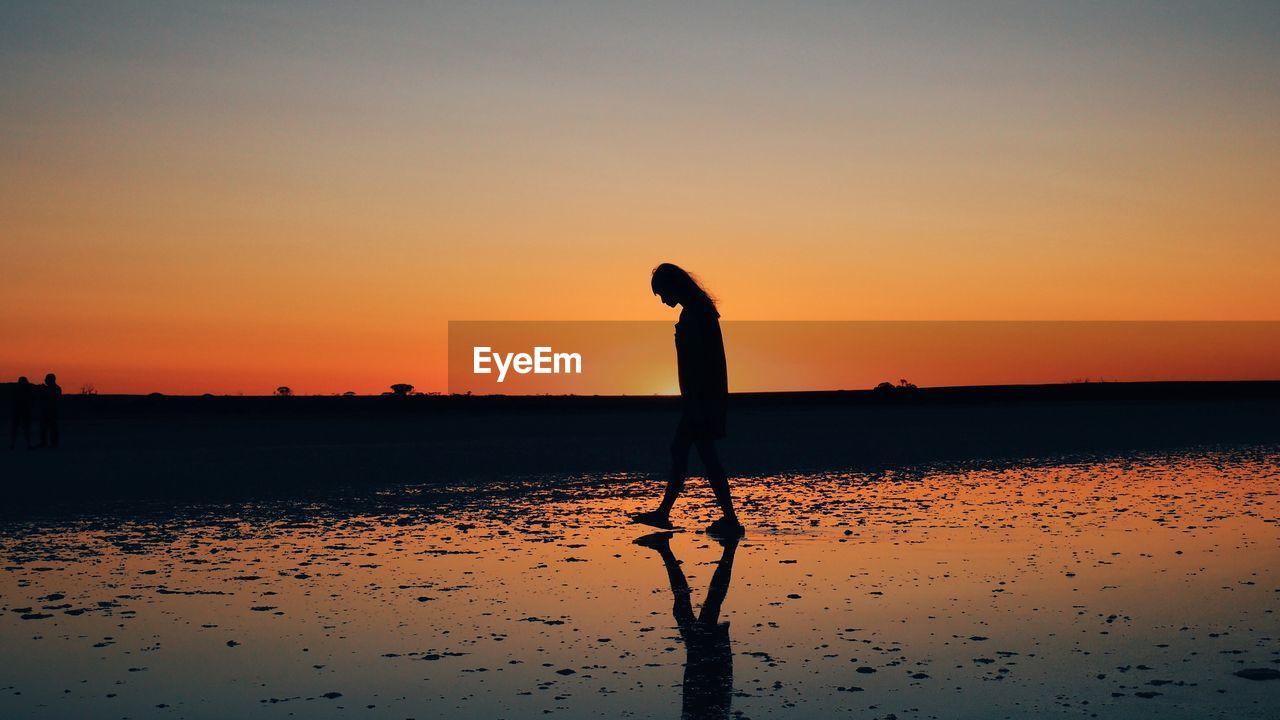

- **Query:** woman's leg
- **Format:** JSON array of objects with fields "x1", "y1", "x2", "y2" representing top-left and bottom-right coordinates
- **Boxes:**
[
  {"x1": 657, "y1": 418, "x2": 695, "y2": 516},
  {"x1": 694, "y1": 437, "x2": 738, "y2": 522}
]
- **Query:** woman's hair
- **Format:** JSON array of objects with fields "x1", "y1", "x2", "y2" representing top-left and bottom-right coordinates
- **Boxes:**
[{"x1": 651, "y1": 263, "x2": 716, "y2": 309}]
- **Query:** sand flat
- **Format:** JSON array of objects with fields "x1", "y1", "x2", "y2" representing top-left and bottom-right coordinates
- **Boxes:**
[{"x1": 1, "y1": 447, "x2": 1277, "y2": 718}]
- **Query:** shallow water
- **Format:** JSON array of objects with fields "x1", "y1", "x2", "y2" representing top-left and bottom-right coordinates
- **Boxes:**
[{"x1": 2, "y1": 448, "x2": 1278, "y2": 719}]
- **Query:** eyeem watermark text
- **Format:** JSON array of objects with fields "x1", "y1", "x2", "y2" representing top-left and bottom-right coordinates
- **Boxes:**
[{"x1": 473, "y1": 346, "x2": 583, "y2": 383}]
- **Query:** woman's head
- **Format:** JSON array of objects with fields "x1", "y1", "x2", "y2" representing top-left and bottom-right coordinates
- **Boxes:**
[{"x1": 651, "y1": 263, "x2": 716, "y2": 309}]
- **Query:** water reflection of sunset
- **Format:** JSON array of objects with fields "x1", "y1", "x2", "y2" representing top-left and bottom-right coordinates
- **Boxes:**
[{"x1": 3, "y1": 449, "x2": 1275, "y2": 717}]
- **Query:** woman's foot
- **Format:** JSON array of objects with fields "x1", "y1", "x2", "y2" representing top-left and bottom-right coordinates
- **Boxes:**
[
  {"x1": 706, "y1": 516, "x2": 745, "y2": 538},
  {"x1": 630, "y1": 510, "x2": 675, "y2": 530}
]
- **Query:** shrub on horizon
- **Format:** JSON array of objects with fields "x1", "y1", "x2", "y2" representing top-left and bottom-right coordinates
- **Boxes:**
[{"x1": 873, "y1": 379, "x2": 918, "y2": 395}]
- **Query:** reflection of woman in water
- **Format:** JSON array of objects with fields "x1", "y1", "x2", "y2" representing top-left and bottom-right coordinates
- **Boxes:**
[
  {"x1": 633, "y1": 263, "x2": 743, "y2": 536},
  {"x1": 635, "y1": 532, "x2": 737, "y2": 720}
]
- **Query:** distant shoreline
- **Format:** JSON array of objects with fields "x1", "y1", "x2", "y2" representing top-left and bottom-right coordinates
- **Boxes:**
[
  {"x1": 2, "y1": 380, "x2": 1277, "y2": 511},
  {"x1": 29, "y1": 378, "x2": 1280, "y2": 404}
]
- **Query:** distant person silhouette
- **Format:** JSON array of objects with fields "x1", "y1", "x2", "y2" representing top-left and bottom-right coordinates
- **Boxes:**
[
  {"x1": 633, "y1": 263, "x2": 743, "y2": 537},
  {"x1": 634, "y1": 531, "x2": 738, "y2": 720},
  {"x1": 9, "y1": 376, "x2": 34, "y2": 450},
  {"x1": 36, "y1": 372, "x2": 61, "y2": 448}
]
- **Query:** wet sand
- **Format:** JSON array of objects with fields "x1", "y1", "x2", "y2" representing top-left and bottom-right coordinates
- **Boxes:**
[{"x1": 1, "y1": 447, "x2": 1277, "y2": 718}]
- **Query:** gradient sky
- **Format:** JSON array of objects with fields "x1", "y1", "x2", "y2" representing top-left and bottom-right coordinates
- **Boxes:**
[{"x1": 2, "y1": 2, "x2": 1278, "y2": 394}]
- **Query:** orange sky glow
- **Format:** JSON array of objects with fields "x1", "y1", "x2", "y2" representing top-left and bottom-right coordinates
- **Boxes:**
[{"x1": 2, "y1": 4, "x2": 1277, "y2": 394}]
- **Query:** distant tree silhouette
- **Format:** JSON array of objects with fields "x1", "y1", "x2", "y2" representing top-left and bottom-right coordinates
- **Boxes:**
[
  {"x1": 873, "y1": 379, "x2": 918, "y2": 395},
  {"x1": 79, "y1": 383, "x2": 97, "y2": 395},
  {"x1": 342, "y1": 391, "x2": 356, "y2": 397},
  {"x1": 275, "y1": 386, "x2": 293, "y2": 397},
  {"x1": 390, "y1": 383, "x2": 414, "y2": 397}
]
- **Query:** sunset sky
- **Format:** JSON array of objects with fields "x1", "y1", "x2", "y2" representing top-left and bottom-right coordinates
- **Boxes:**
[{"x1": 3, "y1": 2, "x2": 1278, "y2": 394}]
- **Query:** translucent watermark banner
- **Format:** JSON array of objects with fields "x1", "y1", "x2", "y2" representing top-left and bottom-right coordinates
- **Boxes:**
[{"x1": 447, "y1": 321, "x2": 1280, "y2": 396}]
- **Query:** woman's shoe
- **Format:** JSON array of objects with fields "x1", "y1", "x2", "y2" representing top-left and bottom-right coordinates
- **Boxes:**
[{"x1": 706, "y1": 517, "x2": 745, "y2": 538}]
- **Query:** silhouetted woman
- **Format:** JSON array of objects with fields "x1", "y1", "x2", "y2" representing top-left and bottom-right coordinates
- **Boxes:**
[
  {"x1": 633, "y1": 263, "x2": 742, "y2": 536},
  {"x1": 9, "y1": 376, "x2": 33, "y2": 450},
  {"x1": 37, "y1": 372, "x2": 60, "y2": 448}
]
